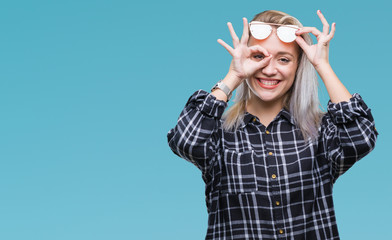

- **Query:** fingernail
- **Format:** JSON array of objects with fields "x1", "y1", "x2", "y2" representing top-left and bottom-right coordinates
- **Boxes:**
[{"x1": 318, "y1": 10, "x2": 321, "y2": 14}]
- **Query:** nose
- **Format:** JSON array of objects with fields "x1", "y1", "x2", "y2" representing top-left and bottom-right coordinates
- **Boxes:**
[{"x1": 261, "y1": 58, "x2": 278, "y2": 76}]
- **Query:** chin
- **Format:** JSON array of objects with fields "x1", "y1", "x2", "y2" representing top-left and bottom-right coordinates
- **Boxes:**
[{"x1": 255, "y1": 93, "x2": 280, "y2": 102}]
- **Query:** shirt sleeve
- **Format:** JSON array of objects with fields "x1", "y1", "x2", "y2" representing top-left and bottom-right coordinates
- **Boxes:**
[
  {"x1": 167, "y1": 90, "x2": 227, "y2": 174},
  {"x1": 320, "y1": 93, "x2": 379, "y2": 184}
]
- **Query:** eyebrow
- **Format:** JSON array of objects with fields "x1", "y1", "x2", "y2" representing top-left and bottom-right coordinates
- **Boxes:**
[{"x1": 276, "y1": 51, "x2": 296, "y2": 58}]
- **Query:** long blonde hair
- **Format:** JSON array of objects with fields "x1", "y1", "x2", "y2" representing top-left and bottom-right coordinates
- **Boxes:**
[{"x1": 222, "y1": 10, "x2": 324, "y2": 141}]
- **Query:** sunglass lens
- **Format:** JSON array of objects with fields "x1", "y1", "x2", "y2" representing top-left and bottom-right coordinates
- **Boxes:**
[
  {"x1": 250, "y1": 24, "x2": 272, "y2": 40},
  {"x1": 277, "y1": 26, "x2": 298, "y2": 43}
]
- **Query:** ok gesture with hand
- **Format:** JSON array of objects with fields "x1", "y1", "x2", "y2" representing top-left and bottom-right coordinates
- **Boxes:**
[
  {"x1": 217, "y1": 17, "x2": 273, "y2": 89},
  {"x1": 295, "y1": 10, "x2": 336, "y2": 69}
]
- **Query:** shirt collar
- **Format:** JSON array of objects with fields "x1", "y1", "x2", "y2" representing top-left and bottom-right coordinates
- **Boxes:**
[{"x1": 240, "y1": 107, "x2": 296, "y2": 128}]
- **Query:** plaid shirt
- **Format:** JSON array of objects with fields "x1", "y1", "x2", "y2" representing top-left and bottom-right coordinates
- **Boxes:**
[{"x1": 167, "y1": 90, "x2": 378, "y2": 240}]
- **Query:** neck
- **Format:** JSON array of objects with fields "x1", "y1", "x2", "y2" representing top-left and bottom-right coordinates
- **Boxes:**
[{"x1": 246, "y1": 94, "x2": 285, "y2": 127}]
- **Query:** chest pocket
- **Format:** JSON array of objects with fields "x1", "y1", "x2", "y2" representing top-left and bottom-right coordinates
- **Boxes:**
[{"x1": 219, "y1": 149, "x2": 258, "y2": 194}]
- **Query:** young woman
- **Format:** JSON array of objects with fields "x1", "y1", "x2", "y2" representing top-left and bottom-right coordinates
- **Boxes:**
[{"x1": 167, "y1": 10, "x2": 378, "y2": 240}]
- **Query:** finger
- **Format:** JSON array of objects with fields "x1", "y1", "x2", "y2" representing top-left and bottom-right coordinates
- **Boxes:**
[
  {"x1": 248, "y1": 45, "x2": 270, "y2": 57},
  {"x1": 326, "y1": 22, "x2": 336, "y2": 41},
  {"x1": 248, "y1": 54, "x2": 272, "y2": 74},
  {"x1": 295, "y1": 36, "x2": 310, "y2": 56},
  {"x1": 317, "y1": 10, "x2": 330, "y2": 34},
  {"x1": 249, "y1": 55, "x2": 272, "y2": 73},
  {"x1": 217, "y1": 39, "x2": 234, "y2": 56},
  {"x1": 296, "y1": 27, "x2": 322, "y2": 38},
  {"x1": 227, "y1": 22, "x2": 240, "y2": 48},
  {"x1": 240, "y1": 17, "x2": 249, "y2": 44}
]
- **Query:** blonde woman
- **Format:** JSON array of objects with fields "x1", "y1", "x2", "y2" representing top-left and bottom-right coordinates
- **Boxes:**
[{"x1": 167, "y1": 10, "x2": 378, "y2": 240}]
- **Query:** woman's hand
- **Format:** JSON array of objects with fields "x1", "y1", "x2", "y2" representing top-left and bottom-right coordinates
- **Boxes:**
[
  {"x1": 295, "y1": 10, "x2": 336, "y2": 69},
  {"x1": 296, "y1": 10, "x2": 351, "y2": 103},
  {"x1": 217, "y1": 18, "x2": 273, "y2": 87}
]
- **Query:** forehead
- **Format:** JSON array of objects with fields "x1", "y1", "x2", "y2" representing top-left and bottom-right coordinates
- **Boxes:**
[{"x1": 248, "y1": 28, "x2": 300, "y2": 57}]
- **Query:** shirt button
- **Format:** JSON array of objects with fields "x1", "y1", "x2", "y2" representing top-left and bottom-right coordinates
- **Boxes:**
[
  {"x1": 275, "y1": 201, "x2": 280, "y2": 206},
  {"x1": 268, "y1": 152, "x2": 273, "y2": 156},
  {"x1": 266, "y1": 130, "x2": 270, "y2": 134},
  {"x1": 271, "y1": 174, "x2": 277, "y2": 179},
  {"x1": 279, "y1": 229, "x2": 284, "y2": 234}
]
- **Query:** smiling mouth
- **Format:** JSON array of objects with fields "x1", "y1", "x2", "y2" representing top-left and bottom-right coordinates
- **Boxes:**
[{"x1": 256, "y1": 78, "x2": 281, "y2": 89}]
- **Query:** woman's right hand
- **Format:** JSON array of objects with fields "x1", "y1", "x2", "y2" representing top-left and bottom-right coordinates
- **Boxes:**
[{"x1": 217, "y1": 17, "x2": 273, "y2": 89}]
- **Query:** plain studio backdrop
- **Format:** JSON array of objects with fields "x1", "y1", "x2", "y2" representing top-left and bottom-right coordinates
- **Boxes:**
[{"x1": 0, "y1": 0, "x2": 390, "y2": 239}]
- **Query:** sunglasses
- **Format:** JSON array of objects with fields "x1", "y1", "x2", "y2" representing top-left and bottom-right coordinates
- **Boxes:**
[{"x1": 249, "y1": 21, "x2": 300, "y2": 43}]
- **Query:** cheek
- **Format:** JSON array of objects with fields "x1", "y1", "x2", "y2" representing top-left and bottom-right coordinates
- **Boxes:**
[{"x1": 281, "y1": 65, "x2": 298, "y2": 80}]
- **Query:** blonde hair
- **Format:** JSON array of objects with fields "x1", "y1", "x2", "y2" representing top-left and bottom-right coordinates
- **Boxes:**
[{"x1": 222, "y1": 10, "x2": 325, "y2": 141}]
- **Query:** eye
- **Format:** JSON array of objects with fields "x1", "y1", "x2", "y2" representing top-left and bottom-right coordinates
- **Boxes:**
[
  {"x1": 253, "y1": 54, "x2": 265, "y2": 60},
  {"x1": 279, "y1": 58, "x2": 291, "y2": 63}
]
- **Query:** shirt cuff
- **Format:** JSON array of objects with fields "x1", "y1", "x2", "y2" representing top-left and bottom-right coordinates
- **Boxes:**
[
  {"x1": 185, "y1": 89, "x2": 228, "y2": 118},
  {"x1": 327, "y1": 93, "x2": 370, "y2": 124}
]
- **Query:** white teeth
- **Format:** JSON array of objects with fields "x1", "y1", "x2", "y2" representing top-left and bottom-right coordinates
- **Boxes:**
[{"x1": 259, "y1": 79, "x2": 279, "y2": 85}]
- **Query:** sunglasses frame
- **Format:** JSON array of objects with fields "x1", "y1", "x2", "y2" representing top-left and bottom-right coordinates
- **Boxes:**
[{"x1": 249, "y1": 21, "x2": 300, "y2": 43}]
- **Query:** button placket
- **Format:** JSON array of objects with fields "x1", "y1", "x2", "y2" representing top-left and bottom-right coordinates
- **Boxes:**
[{"x1": 264, "y1": 125, "x2": 285, "y2": 236}]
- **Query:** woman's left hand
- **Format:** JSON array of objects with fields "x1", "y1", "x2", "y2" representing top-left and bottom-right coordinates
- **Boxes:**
[{"x1": 295, "y1": 10, "x2": 336, "y2": 69}]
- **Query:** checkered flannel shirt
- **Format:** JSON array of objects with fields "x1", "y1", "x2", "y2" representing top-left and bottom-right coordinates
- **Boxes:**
[{"x1": 167, "y1": 90, "x2": 378, "y2": 240}]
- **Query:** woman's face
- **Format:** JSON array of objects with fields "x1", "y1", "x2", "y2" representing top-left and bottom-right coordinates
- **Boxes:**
[{"x1": 247, "y1": 28, "x2": 300, "y2": 105}]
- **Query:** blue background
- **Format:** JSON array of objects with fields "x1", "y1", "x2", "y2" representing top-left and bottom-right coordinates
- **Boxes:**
[{"x1": 0, "y1": 0, "x2": 390, "y2": 239}]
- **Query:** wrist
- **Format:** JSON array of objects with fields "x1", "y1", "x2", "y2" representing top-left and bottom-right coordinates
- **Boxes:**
[
  {"x1": 314, "y1": 62, "x2": 331, "y2": 72},
  {"x1": 211, "y1": 80, "x2": 232, "y2": 102},
  {"x1": 211, "y1": 89, "x2": 228, "y2": 102},
  {"x1": 211, "y1": 72, "x2": 245, "y2": 102},
  {"x1": 222, "y1": 71, "x2": 245, "y2": 91}
]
